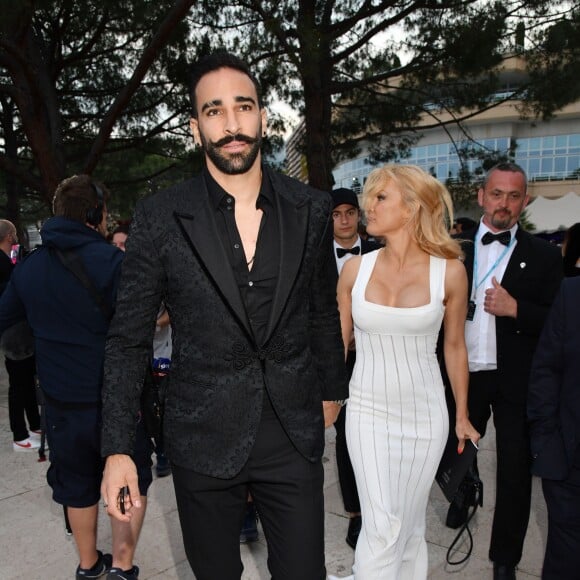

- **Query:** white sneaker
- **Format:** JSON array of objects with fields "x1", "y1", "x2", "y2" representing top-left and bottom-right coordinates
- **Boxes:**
[
  {"x1": 29, "y1": 430, "x2": 48, "y2": 449},
  {"x1": 13, "y1": 437, "x2": 41, "y2": 452}
]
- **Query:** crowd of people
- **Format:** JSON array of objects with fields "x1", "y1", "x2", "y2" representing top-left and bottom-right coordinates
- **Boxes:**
[{"x1": 0, "y1": 51, "x2": 577, "y2": 580}]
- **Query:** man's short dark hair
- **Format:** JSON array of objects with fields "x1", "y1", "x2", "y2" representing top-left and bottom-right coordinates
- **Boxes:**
[
  {"x1": 52, "y1": 174, "x2": 109, "y2": 223},
  {"x1": 111, "y1": 224, "x2": 130, "y2": 237},
  {"x1": 482, "y1": 162, "x2": 528, "y2": 192},
  {"x1": 189, "y1": 50, "x2": 263, "y2": 118}
]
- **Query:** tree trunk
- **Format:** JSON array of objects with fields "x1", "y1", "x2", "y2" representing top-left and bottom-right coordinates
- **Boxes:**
[
  {"x1": 1, "y1": 97, "x2": 25, "y2": 239},
  {"x1": 6, "y1": 25, "x2": 65, "y2": 206},
  {"x1": 298, "y1": 2, "x2": 334, "y2": 192}
]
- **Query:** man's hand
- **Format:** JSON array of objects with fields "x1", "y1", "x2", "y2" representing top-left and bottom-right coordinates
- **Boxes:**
[
  {"x1": 101, "y1": 454, "x2": 141, "y2": 522},
  {"x1": 484, "y1": 276, "x2": 517, "y2": 318},
  {"x1": 323, "y1": 401, "x2": 342, "y2": 428}
]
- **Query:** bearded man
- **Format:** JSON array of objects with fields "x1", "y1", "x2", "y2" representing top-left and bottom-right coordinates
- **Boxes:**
[{"x1": 100, "y1": 51, "x2": 347, "y2": 580}]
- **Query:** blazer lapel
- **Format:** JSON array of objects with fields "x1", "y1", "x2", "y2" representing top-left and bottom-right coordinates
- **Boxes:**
[
  {"x1": 501, "y1": 227, "x2": 529, "y2": 291},
  {"x1": 173, "y1": 179, "x2": 253, "y2": 340},
  {"x1": 263, "y1": 171, "x2": 310, "y2": 345}
]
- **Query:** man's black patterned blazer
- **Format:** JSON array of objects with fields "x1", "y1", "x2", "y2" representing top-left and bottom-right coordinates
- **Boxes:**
[{"x1": 101, "y1": 166, "x2": 348, "y2": 478}]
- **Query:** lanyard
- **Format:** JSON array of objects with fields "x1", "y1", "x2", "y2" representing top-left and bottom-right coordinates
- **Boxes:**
[{"x1": 472, "y1": 234, "x2": 515, "y2": 299}]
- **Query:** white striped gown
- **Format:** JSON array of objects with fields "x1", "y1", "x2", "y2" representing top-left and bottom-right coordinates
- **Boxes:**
[{"x1": 346, "y1": 250, "x2": 449, "y2": 579}]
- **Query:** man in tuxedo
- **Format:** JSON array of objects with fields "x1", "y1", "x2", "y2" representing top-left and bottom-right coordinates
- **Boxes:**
[
  {"x1": 330, "y1": 187, "x2": 381, "y2": 548},
  {"x1": 446, "y1": 162, "x2": 562, "y2": 580},
  {"x1": 100, "y1": 51, "x2": 348, "y2": 580},
  {"x1": 529, "y1": 276, "x2": 580, "y2": 579}
]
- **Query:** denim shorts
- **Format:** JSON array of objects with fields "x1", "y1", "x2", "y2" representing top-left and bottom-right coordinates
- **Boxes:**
[{"x1": 45, "y1": 401, "x2": 153, "y2": 508}]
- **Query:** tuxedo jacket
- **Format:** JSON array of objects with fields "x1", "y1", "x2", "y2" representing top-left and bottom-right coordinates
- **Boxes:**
[
  {"x1": 459, "y1": 225, "x2": 562, "y2": 402},
  {"x1": 528, "y1": 277, "x2": 580, "y2": 480},
  {"x1": 101, "y1": 166, "x2": 348, "y2": 478},
  {"x1": 332, "y1": 238, "x2": 382, "y2": 374}
]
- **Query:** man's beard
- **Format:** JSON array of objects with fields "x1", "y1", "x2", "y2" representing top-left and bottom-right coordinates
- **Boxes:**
[
  {"x1": 200, "y1": 128, "x2": 262, "y2": 175},
  {"x1": 490, "y1": 209, "x2": 514, "y2": 230}
]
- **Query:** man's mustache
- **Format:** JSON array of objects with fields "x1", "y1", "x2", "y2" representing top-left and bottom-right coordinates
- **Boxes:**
[{"x1": 211, "y1": 134, "x2": 259, "y2": 148}]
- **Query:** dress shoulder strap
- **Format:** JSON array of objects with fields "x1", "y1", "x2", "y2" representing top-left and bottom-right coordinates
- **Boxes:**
[
  {"x1": 352, "y1": 249, "x2": 380, "y2": 298},
  {"x1": 429, "y1": 255, "x2": 447, "y2": 305}
]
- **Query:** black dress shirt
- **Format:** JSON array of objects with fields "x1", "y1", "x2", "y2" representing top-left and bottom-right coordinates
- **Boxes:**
[{"x1": 204, "y1": 167, "x2": 279, "y2": 346}]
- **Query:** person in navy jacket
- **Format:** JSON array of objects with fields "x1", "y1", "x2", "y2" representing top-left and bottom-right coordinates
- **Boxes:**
[
  {"x1": 528, "y1": 276, "x2": 580, "y2": 579},
  {"x1": 0, "y1": 175, "x2": 152, "y2": 580}
]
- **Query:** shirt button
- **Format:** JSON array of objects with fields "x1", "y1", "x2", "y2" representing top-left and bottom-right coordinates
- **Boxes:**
[
  {"x1": 234, "y1": 243, "x2": 240, "y2": 249},
  {"x1": 248, "y1": 281, "x2": 254, "y2": 287},
  {"x1": 226, "y1": 197, "x2": 233, "y2": 204}
]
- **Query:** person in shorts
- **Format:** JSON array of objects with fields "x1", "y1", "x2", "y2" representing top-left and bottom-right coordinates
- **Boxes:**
[{"x1": 0, "y1": 175, "x2": 152, "y2": 580}]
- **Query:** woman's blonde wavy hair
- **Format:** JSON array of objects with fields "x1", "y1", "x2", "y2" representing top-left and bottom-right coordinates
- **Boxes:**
[{"x1": 361, "y1": 164, "x2": 463, "y2": 260}]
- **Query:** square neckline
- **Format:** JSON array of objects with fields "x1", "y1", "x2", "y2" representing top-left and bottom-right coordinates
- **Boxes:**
[{"x1": 362, "y1": 253, "x2": 438, "y2": 311}]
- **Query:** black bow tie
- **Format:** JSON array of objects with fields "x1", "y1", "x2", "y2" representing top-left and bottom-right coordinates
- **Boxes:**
[
  {"x1": 481, "y1": 231, "x2": 511, "y2": 246},
  {"x1": 336, "y1": 246, "x2": 361, "y2": 258}
]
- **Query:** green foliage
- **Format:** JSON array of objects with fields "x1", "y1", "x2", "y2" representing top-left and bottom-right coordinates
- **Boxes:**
[
  {"x1": 519, "y1": 209, "x2": 537, "y2": 232},
  {"x1": 521, "y1": 8, "x2": 580, "y2": 119},
  {"x1": 188, "y1": 0, "x2": 576, "y2": 191},
  {"x1": 1, "y1": 0, "x2": 578, "y2": 230},
  {"x1": 445, "y1": 140, "x2": 517, "y2": 209},
  {"x1": 0, "y1": 0, "x2": 197, "y2": 226}
]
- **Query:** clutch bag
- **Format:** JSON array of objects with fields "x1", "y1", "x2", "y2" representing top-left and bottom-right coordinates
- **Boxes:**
[{"x1": 436, "y1": 434, "x2": 478, "y2": 502}]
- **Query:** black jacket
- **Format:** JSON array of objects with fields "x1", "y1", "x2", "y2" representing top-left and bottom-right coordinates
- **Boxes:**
[
  {"x1": 101, "y1": 167, "x2": 348, "y2": 478},
  {"x1": 528, "y1": 277, "x2": 580, "y2": 480}
]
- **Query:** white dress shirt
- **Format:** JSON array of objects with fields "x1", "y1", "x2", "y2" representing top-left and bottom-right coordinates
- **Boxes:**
[
  {"x1": 465, "y1": 220, "x2": 519, "y2": 372},
  {"x1": 334, "y1": 237, "x2": 362, "y2": 275}
]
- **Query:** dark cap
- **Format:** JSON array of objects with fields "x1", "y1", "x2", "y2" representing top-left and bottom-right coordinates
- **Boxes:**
[{"x1": 331, "y1": 188, "x2": 359, "y2": 210}]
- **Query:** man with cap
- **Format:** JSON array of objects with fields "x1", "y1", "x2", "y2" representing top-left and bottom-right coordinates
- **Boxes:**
[{"x1": 330, "y1": 187, "x2": 382, "y2": 548}]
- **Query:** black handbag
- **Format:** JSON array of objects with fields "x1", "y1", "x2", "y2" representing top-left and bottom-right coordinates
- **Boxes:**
[
  {"x1": 436, "y1": 432, "x2": 483, "y2": 565},
  {"x1": 436, "y1": 434, "x2": 479, "y2": 502}
]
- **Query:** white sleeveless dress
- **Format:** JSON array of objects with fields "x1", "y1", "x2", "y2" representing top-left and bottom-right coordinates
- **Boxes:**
[{"x1": 345, "y1": 250, "x2": 449, "y2": 579}]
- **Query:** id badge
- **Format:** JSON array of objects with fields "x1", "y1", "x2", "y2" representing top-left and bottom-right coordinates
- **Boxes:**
[{"x1": 466, "y1": 300, "x2": 476, "y2": 321}]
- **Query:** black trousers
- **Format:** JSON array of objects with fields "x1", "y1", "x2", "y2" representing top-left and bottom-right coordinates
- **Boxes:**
[
  {"x1": 334, "y1": 349, "x2": 360, "y2": 513},
  {"x1": 171, "y1": 396, "x2": 326, "y2": 580},
  {"x1": 334, "y1": 404, "x2": 360, "y2": 513},
  {"x1": 541, "y1": 449, "x2": 580, "y2": 580},
  {"x1": 467, "y1": 370, "x2": 532, "y2": 566},
  {"x1": 6, "y1": 356, "x2": 40, "y2": 441}
]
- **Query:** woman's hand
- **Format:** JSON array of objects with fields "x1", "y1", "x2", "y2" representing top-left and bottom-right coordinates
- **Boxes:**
[
  {"x1": 323, "y1": 401, "x2": 342, "y2": 428},
  {"x1": 455, "y1": 417, "x2": 480, "y2": 453}
]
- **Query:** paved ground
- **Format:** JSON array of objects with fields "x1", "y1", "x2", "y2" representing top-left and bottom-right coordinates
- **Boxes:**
[{"x1": 0, "y1": 365, "x2": 548, "y2": 579}]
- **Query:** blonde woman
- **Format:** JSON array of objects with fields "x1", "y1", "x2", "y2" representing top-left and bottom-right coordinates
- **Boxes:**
[{"x1": 335, "y1": 165, "x2": 479, "y2": 579}]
